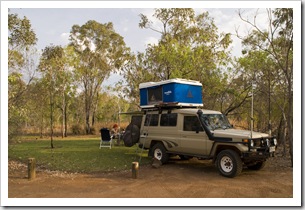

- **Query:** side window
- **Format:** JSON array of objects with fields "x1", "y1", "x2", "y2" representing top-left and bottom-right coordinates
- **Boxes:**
[
  {"x1": 148, "y1": 86, "x2": 163, "y2": 105},
  {"x1": 144, "y1": 114, "x2": 159, "y2": 126},
  {"x1": 160, "y1": 113, "x2": 177, "y2": 126},
  {"x1": 183, "y1": 116, "x2": 204, "y2": 131}
]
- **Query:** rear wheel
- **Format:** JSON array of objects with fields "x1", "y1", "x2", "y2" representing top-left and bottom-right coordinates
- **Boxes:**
[
  {"x1": 151, "y1": 143, "x2": 169, "y2": 164},
  {"x1": 216, "y1": 149, "x2": 243, "y2": 178}
]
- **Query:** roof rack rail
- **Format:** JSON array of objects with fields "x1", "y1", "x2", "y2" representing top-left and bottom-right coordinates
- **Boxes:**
[{"x1": 141, "y1": 102, "x2": 203, "y2": 112}]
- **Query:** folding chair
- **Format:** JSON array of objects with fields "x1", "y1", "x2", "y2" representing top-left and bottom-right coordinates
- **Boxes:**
[{"x1": 99, "y1": 128, "x2": 113, "y2": 149}]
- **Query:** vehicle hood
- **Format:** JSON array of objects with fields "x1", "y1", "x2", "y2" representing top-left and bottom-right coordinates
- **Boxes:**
[{"x1": 212, "y1": 129, "x2": 269, "y2": 140}]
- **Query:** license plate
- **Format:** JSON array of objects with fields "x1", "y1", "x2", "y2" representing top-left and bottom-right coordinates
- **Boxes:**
[{"x1": 269, "y1": 146, "x2": 275, "y2": 152}]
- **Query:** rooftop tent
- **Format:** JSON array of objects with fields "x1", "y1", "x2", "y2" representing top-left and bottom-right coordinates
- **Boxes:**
[{"x1": 139, "y1": 78, "x2": 203, "y2": 109}]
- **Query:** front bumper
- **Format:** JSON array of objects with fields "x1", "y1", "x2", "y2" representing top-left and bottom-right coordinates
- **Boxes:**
[{"x1": 242, "y1": 145, "x2": 276, "y2": 161}]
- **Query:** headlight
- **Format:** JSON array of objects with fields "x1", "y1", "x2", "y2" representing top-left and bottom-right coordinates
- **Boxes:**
[{"x1": 273, "y1": 138, "x2": 277, "y2": 146}]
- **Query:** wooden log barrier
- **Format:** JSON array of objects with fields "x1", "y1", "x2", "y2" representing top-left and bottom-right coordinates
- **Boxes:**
[
  {"x1": 132, "y1": 162, "x2": 139, "y2": 179},
  {"x1": 28, "y1": 158, "x2": 36, "y2": 180}
]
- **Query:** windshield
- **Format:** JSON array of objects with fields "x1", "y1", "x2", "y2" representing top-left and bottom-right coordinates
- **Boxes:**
[{"x1": 200, "y1": 114, "x2": 232, "y2": 130}]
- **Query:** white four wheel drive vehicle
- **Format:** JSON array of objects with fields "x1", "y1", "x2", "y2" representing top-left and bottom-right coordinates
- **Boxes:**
[
  {"x1": 123, "y1": 107, "x2": 277, "y2": 178},
  {"x1": 122, "y1": 78, "x2": 277, "y2": 178}
]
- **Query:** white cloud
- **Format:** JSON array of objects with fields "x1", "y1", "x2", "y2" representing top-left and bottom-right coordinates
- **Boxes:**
[
  {"x1": 60, "y1": 32, "x2": 69, "y2": 40},
  {"x1": 144, "y1": 36, "x2": 159, "y2": 47},
  {"x1": 59, "y1": 32, "x2": 70, "y2": 46}
]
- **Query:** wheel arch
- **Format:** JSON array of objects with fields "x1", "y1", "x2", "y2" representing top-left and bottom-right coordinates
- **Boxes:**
[
  {"x1": 148, "y1": 140, "x2": 165, "y2": 157},
  {"x1": 212, "y1": 144, "x2": 242, "y2": 163}
]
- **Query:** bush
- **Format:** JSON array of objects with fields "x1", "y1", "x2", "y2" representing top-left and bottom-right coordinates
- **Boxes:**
[{"x1": 71, "y1": 124, "x2": 83, "y2": 135}]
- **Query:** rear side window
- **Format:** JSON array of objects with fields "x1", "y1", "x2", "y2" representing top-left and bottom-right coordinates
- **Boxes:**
[
  {"x1": 183, "y1": 116, "x2": 203, "y2": 131},
  {"x1": 160, "y1": 113, "x2": 177, "y2": 127},
  {"x1": 144, "y1": 114, "x2": 159, "y2": 126}
]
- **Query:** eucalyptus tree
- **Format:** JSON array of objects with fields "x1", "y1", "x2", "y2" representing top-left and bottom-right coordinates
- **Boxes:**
[
  {"x1": 38, "y1": 45, "x2": 66, "y2": 148},
  {"x1": 122, "y1": 8, "x2": 233, "y2": 110},
  {"x1": 8, "y1": 12, "x2": 37, "y2": 141},
  {"x1": 8, "y1": 13, "x2": 37, "y2": 71},
  {"x1": 69, "y1": 20, "x2": 130, "y2": 134},
  {"x1": 237, "y1": 8, "x2": 293, "y2": 164}
]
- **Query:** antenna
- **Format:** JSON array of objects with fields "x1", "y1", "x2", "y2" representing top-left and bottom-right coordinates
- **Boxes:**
[{"x1": 251, "y1": 80, "x2": 256, "y2": 139}]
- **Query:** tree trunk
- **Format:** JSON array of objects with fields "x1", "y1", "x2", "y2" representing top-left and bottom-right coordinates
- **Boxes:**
[
  {"x1": 85, "y1": 109, "x2": 91, "y2": 134},
  {"x1": 64, "y1": 103, "x2": 68, "y2": 137},
  {"x1": 61, "y1": 92, "x2": 65, "y2": 138},
  {"x1": 40, "y1": 112, "x2": 43, "y2": 138},
  {"x1": 50, "y1": 93, "x2": 54, "y2": 149},
  {"x1": 288, "y1": 90, "x2": 293, "y2": 167},
  {"x1": 282, "y1": 112, "x2": 287, "y2": 157}
]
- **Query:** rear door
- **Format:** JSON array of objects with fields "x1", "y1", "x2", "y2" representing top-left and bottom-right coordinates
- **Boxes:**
[{"x1": 158, "y1": 112, "x2": 181, "y2": 153}]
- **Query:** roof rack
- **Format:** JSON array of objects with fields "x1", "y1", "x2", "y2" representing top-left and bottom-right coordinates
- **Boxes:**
[{"x1": 141, "y1": 102, "x2": 203, "y2": 113}]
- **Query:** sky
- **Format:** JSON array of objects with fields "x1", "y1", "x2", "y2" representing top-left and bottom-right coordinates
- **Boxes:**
[
  {"x1": 7, "y1": 4, "x2": 286, "y2": 87},
  {"x1": 1, "y1": 0, "x2": 302, "y2": 207},
  {"x1": 6, "y1": 1, "x2": 302, "y2": 88}
]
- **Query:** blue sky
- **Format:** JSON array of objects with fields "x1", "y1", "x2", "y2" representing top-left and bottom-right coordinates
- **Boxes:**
[
  {"x1": 8, "y1": 7, "x2": 265, "y2": 54},
  {"x1": 8, "y1": 6, "x2": 270, "y2": 86}
]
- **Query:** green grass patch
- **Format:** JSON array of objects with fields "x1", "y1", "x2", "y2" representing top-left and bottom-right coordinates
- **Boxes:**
[{"x1": 8, "y1": 139, "x2": 151, "y2": 173}]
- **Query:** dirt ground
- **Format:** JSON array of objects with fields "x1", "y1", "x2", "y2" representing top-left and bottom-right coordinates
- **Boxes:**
[{"x1": 8, "y1": 152, "x2": 293, "y2": 199}]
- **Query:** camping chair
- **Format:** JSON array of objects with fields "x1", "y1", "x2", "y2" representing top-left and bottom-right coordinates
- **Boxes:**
[{"x1": 99, "y1": 128, "x2": 113, "y2": 149}]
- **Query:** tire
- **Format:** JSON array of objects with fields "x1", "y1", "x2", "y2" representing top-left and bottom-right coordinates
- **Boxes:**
[
  {"x1": 247, "y1": 161, "x2": 266, "y2": 170},
  {"x1": 122, "y1": 124, "x2": 140, "y2": 147},
  {"x1": 216, "y1": 149, "x2": 243, "y2": 178},
  {"x1": 151, "y1": 143, "x2": 169, "y2": 164}
]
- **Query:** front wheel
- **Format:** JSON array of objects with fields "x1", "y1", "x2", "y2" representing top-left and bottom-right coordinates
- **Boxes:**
[
  {"x1": 151, "y1": 143, "x2": 169, "y2": 164},
  {"x1": 216, "y1": 149, "x2": 243, "y2": 178}
]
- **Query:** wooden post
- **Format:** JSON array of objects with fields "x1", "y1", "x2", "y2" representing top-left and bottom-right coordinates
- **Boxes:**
[
  {"x1": 28, "y1": 158, "x2": 36, "y2": 180},
  {"x1": 132, "y1": 162, "x2": 139, "y2": 179}
]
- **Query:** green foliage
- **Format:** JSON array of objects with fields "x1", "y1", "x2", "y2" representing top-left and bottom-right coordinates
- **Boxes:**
[
  {"x1": 8, "y1": 139, "x2": 150, "y2": 173},
  {"x1": 124, "y1": 8, "x2": 233, "y2": 110},
  {"x1": 8, "y1": 14, "x2": 37, "y2": 48},
  {"x1": 8, "y1": 12, "x2": 38, "y2": 142},
  {"x1": 8, "y1": 13, "x2": 37, "y2": 71},
  {"x1": 69, "y1": 20, "x2": 131, "y2": 134},
  {"x1": 237, "y1": 8, "x2": 293, "y2": 161}
]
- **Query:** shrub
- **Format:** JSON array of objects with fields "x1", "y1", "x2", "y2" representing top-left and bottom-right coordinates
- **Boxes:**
[{"x1": 71, "y1": 124, "x2": 83, "y2": 135}]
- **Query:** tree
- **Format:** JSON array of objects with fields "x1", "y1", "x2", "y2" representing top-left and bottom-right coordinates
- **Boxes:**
[
  {"x1": 237, "y1": 9, "x2": 293, "y2": 165},
  {"x1": 122, "y1": 9, "x2": 233, "y2": 110},
  {"x1": 38, "y1": 45, "x2": 66, "y2": 148},
  {"x1": 8, "y1": 13, "x2": 37, "y2": 70},
  {"x1": 69, "y1": 20, "x2": 130, "y2": 134},
  {"x1": 8, "y1": 12, "x2": 37, "y2": 141}
]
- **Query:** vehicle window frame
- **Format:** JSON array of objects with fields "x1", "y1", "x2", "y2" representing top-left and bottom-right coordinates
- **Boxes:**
[
  {"x1": 183, "y1": 115, "x2": 204, "y2": 132},
  {"x1": 144, "y1": 114, "x2": 159, "y2": 126},
  {"x1": 160, "y1": 113, "x2": 177, "y2": 127}
]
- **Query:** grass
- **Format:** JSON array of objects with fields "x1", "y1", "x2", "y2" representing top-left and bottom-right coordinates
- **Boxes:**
[{"x1": 8, "y1": 137, "x2": 151, "y2": 173}]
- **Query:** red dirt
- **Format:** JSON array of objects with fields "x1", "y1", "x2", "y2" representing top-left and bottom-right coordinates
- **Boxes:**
[{"x1": 8, "y1": 154, "x2": 293, "y2": 199}]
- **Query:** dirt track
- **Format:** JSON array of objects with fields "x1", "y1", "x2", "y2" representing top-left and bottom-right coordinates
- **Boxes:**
[{"x1": 8, "y1": 154, "x2": 293, "y2": 199}]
